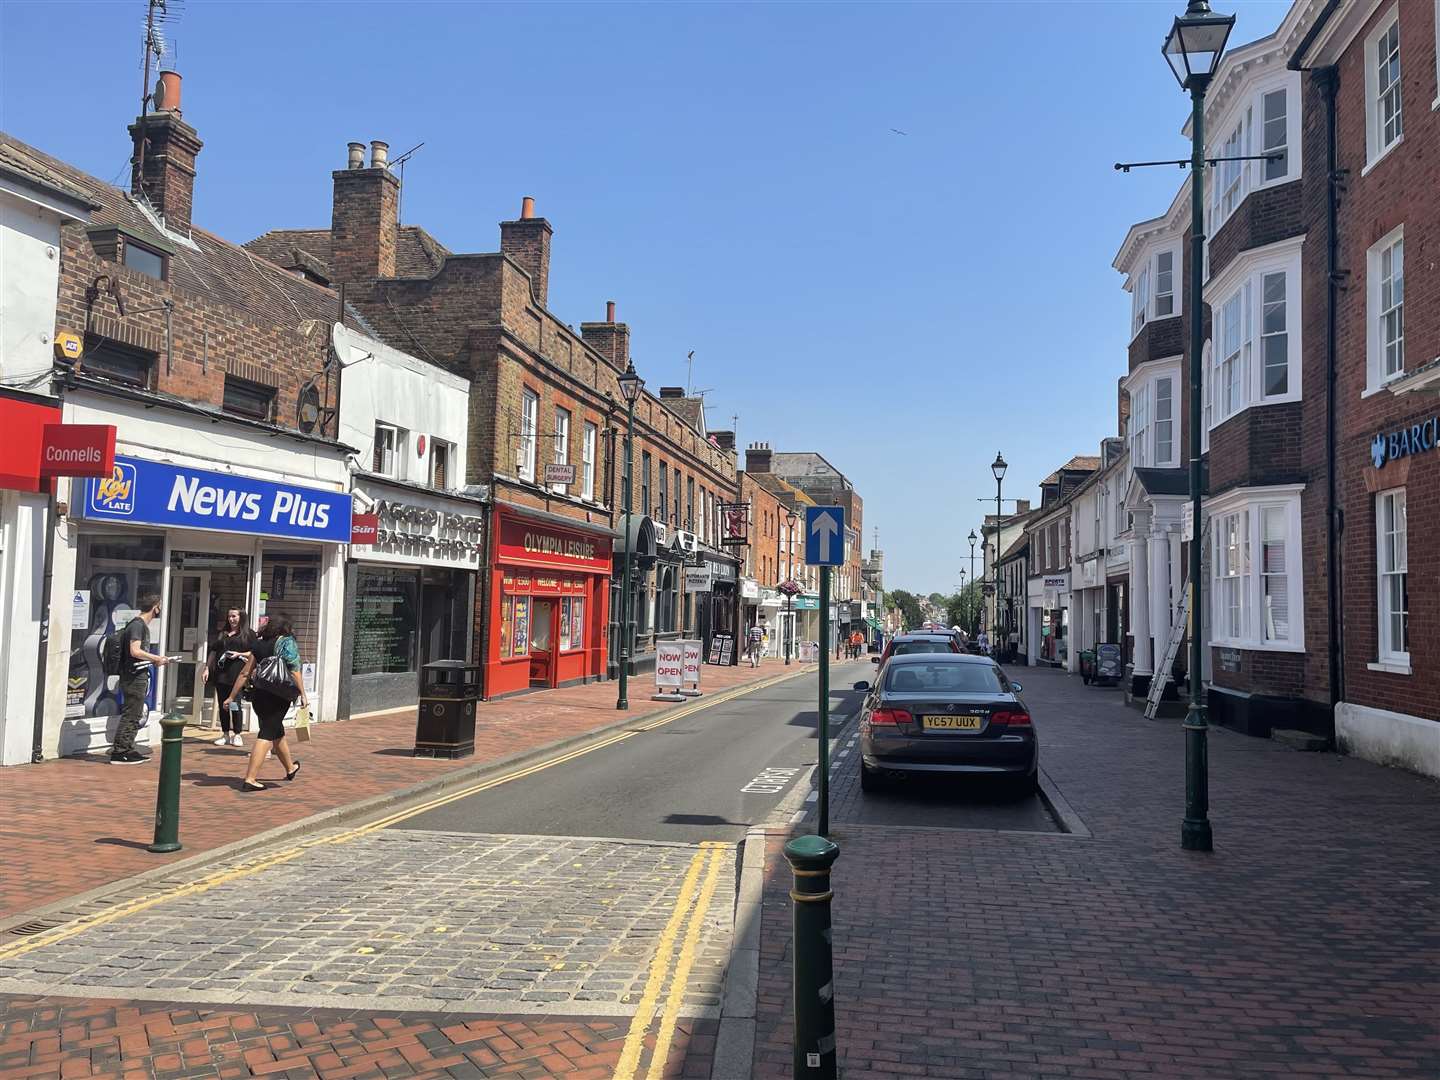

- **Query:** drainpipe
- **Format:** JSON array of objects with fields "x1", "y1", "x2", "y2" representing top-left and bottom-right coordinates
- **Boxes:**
[{"x1": 1319, "y1": 65, "x2": 1345, "y2": 714}]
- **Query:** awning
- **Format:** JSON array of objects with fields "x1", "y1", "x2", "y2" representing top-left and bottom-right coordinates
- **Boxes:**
[{"x1": 866, "y1": 617, "x2": 882, "y2": 632}]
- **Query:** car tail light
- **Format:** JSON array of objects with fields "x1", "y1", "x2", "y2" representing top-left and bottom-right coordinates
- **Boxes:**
[
  {"x1": 868, "y1": 708, "x2": 911, "y2": 728},
  {"x1": 990, "y1": 709, "x2": 1032, "y2": 729}
]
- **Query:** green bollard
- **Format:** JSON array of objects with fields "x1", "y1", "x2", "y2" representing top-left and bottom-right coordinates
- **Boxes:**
[
  {"x1": 147, "y1": 714, "x2": 187, "y2": 853},
  {"x1": 785, "y1": 834, "x2": 840, "y2": 1079}
]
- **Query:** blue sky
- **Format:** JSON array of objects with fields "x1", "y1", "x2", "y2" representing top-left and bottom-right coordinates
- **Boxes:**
[{"x1": 1, "y1": 0, "x2": 1291, "y2": 594}]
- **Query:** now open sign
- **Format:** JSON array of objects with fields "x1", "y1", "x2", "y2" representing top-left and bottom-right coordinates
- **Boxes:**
[{"x1": 655, "y1": 641, "x2": 684, "y2": 689}]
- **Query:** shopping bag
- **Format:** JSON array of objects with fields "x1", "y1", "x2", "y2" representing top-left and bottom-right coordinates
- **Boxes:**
[{"x1": 293, "y1": 706, "x2": 313, "y2": 742}]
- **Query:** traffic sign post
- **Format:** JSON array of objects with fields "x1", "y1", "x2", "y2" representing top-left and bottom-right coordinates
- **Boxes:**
[{"x1": 804, "y1": 506, "x2": 844, "y2": 837}]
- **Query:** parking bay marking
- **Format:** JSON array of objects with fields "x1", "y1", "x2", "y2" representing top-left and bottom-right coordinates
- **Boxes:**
[{"x1": 741, "y1": 766, "x2": 801, "y2": 794}]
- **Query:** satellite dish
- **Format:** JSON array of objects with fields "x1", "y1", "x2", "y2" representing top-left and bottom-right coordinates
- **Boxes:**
[
  {"x1": 152, "y1": 78, "x2": 167, "y2": 110},
  {"x1": 297, "y1": 382, "x2": 322, "y2": 434},
  {"x1": 330, "y1": 323, "x2": 346, "y2": 362}
]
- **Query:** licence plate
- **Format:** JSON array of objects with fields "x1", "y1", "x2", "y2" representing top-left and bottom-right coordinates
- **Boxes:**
[{"x1": 921, "y1": 715, "x2": 983, "y2": 731}]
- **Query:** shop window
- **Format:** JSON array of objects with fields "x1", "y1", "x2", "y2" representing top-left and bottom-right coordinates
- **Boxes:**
[
  {"x1": 123, "y1": 239, "x2": 167, "y2": 280},
  {"x1": 501, "y1": 594, "x2": 530, "y2": 659},
  {"x1": 583, "y1": 422, "x2": 597, "y2": 501},
  {"x1": 374, "y1": 423, "x2": 407, "y2": 479},
  {"x1": 352, "y1": 567, "x2": 419, "y2": 675},
  {"x1": 560, "y1": 596, "x2": 586, "y2": 650},
  {"x1": 222, "y1": 376, "x2": 276, "y2": 422},
  {"x1": 82, "y1": 336, "x2": 155, "y2": 389},
  {"x1": 1375, "y1": 488, "x2": 1408, "y2": 666}
]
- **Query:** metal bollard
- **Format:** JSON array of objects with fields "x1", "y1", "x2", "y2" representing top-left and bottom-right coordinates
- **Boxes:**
[
  {"x1": 147, "y1": 715, "x2": 187, "y2": 853},
  {"x1": 785, "y1": 834, "x2": 840, "y2": 1079}
]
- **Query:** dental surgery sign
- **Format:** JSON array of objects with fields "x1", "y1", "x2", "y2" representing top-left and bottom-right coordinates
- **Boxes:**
[
  {"x1": 1371, "y1": 413, "x2": 1440, "y2": 470},
  {"x1": 82, "y1": 456, "x2": 352, "y2": 543}
]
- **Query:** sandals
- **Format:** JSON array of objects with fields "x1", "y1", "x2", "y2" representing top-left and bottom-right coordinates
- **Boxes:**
[
  {"x1": 240, "y1": 780, "x2": 267, "y2": 792},
  {"x1": 285, "y1": 761, "x2": 301, "y2": 782}
]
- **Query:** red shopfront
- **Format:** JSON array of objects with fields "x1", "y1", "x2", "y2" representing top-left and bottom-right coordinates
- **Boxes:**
[{"x1": 487, "y1": 506, "x2": 611, "y2": 696}]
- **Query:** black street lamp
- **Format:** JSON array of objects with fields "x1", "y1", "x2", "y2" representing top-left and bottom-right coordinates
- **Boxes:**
[
  {"x1": 967, "y1": 529, "x2": 978, "y2": 636},
  {"x1": 784, "y1": 508, "x2": 799, "y2": 664},
  {"x1": 991, "y1": 452, "x2": 1007, "y2": 656},
  {"x1": 615, "y1": 362, "x2": 644, "y2": 710},
  {"x1": 1163, "y1": 0, "x2": 1232, "y2": 854}
]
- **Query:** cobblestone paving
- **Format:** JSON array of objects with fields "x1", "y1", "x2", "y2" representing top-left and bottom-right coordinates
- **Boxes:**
[{"x1": 0, "y1": 831, "x2": 734, "y2": 1017}]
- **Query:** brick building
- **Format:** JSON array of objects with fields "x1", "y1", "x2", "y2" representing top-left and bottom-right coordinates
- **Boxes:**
[
  {"x1": 3, "y1": 76, "x2": 366, "y2": 759},
  {"x1": 248, "y1": 153, "x2": 741, "y2": 693}
]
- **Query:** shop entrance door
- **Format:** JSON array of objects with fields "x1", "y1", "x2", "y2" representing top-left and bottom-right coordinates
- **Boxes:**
[
  {"x1": 529, "y1": 600, "x2": 554, "y2": 687},
  {"x1": 164, "y1": 571, "x2": 211, "y2": 723}
]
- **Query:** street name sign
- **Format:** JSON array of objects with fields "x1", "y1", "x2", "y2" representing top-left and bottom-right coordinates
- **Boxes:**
[{"x1": 804, "y1": 505, "x2": 845, "y2": 566}]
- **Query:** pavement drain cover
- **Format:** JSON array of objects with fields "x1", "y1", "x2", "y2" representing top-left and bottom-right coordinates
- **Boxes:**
[{"x1": 7, "y1": 920, "x2": 63, "y2": 937}]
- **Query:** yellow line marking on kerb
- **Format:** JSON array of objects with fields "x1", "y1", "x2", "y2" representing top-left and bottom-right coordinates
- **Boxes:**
[{"x1": 0, "y1": 667, "x2": 806, "y2": 963}]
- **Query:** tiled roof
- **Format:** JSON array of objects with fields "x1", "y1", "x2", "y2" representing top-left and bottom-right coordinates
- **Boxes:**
[
  {"x1": 244, "y1": 225, "x2": 452, "y2": 280},
  {"x1": 749, "y1": 472, "x2": 814, "y2": 506},
  {"x1": 1041, "y1": 454, "x2": 1102, "y2": 486},
  {"x1": 663, "y1": 396, "x2": 706, "y2": 434},
  {"x1": 0, "y1": 139, "x2": 97, "y2": 209},
  {"x1": 1000, "y1": 534, "x2": 1029, "y2": 561},
  {"x1": 2, "y1": 132, "x2": 364, "y2": 332}
]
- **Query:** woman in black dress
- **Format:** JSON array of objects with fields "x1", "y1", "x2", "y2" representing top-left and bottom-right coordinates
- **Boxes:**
[
  {"x1": 203, "y1": 608, "x2": 254, "y2": 747},
  {"x1": 226, "y1": 615, "x2": 307, "y2": 792}
]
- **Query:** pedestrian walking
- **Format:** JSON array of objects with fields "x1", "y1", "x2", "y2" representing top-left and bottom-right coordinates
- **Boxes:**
[
  {"x1": 108, "y1": 592, "x2": 171, "y2": 765},
  {"x1": 747, "y1": 620, "x2": 766, "y2": 667},
  {"x1": 203, "y1": 608, "x2": 254, "y2": 747},
  {"x1": 228, "y1": 615, "x2": 307, "y2": 792}
]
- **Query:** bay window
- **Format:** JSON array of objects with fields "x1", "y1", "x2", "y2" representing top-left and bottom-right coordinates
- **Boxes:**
[
  {"x1": 1125, "y1": 366, "x2": 1179, "y2": 470},
  {"x1": 1375, "y1": 489, "x2": 1408, "y2": 667},
  {"x1": 1207, "y1": 488, "x2": 1304, "y2": 650},
  {"x1": 1209, "y1": 77, "x2": 1299, "y2": 232},
  {"x1": 1206, "y1": 241, "x2": 1302, "y2": 428}
]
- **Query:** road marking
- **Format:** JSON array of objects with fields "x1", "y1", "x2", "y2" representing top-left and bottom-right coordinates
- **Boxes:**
[
  {"x1": 614, "y1": 842, "x2": 726, "y2": 1080},
  {"x1": 741, "y1": 766, "x2": 800, "y2": 794},
  {"x1": 0, "y1": 666, "x2": 811, "y2": 963},
  {"x1": 646, "y1": 843, "x2": 726, "y2": 1080}
]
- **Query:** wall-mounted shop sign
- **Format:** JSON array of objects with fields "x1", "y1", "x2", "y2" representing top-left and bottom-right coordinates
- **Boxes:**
[
  {"x1": 792, "y1": 595, "x2": 820, "y2": 610},
  {"x1": 81, "y1": 456, "x2": 351, "y2": 542},
  {"x1": 1042, "y1": 575, "x2": 1070, "y2": 591},
  {"x1": 1370, "y1": 414, "x2": 1440, "y2": 469},
  {"x1": 497, "y1": 511, "x2": 611, "y2": 573},
  {"x1": 684, "y1": 566, "x2": 713, "y2": 592},
  {"x1": 359, "y1": 497, "x2": 484, "y2": 564}
]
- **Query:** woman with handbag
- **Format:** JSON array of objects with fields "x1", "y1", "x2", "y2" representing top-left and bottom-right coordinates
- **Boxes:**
[
  {"x1": 225, "y1": 615, "x2": 307, "y2": 792},
  {"x1": 204, "y1": 608, "x2": 254, "y2": 747}
]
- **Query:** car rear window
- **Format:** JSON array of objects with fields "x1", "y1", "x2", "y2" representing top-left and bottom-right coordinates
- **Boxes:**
[
  {"x1": 885, "y1": 662, "x2": 1004, "y2": 694},
  {"x1": 891, "y1": 641, "x2": 952, "y2": 655}
]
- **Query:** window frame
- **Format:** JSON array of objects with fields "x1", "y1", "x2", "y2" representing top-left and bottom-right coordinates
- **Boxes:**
[
  {"x1": 518, "y1": 388, "x2": 539, "y2": 482},
  {"x1": 1205, "y1": 486, "x2": 1305, "y2": 652},
  {"x1": 582, "y1": 421, "x2": 597, "y2": 501},
  {"x1": 1207, "y1": 74, "x2": 1300, "y2": 233},
  {"x1": 1375, "y1": 488, "x2": 1409, "y2": 667},
  {"x1": 1154, "y1": 249, "x2": 1175, "y2": 318},
  {"x1": 1204, "y1": 238, "x2": 1304, "y2": 428},
  {"x1": 428, "y1": 438, "x2": 454, "y2": 490},
  {"x1": 373, "y1": 422, "x2": 407, "y2": 480},
  {"x1": 1123, "y1": 360, "x2": 1181, "y2": 470},
  {"x1": 1363, "y1": 7, "x2": 1405, "y2": 169},
  {"x1": 552, "y1": 406, "x2": 571, "y2": 493},
  {"x1": 82, "y1": 336, "x2": 156, "y2": 389},
  {"x1": 122, "y1": 238, "x2": 168, "y2": 281},
  {"x1": 1260, "y1": 87, "x2": 1289, "y2": 182},
  {"x1": 1365, "y1": 225, "x2": 1405, "y2": 393},
  {"x1": 221, "y1": 375, "x2": 276, "y2": 422}
]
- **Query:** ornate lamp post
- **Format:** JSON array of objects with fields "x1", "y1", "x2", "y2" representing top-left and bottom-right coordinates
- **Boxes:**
[
  {"x1": 783, "y1": 508, "x2": 799, "y2": 664},
  {"x1": 1163, "y1": 0, "x2": 1233, "y2": 853},
  {"x1": 991, "y1": 452, "x2": 1007, "y2": 655},
  {"x1": 615, "y1": 362, "x2": 644, "y2": 710},
  {"x1": 967, "y1": 529, "x2": 978, "y2": 636}
]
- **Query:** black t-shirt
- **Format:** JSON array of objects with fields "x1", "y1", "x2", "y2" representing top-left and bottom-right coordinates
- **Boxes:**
[
  {"x1": 211, "y1": 630, "x2": 255, "y2": 685},
  {"x1": 121, "y1": 617, "x2": 150, "y2": 678}
]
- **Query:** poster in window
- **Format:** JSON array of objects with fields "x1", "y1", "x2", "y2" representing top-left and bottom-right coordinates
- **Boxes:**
[
  {"x1": 570, "y1": 598, "x2": 585, "y2": 650},
  {"x1": 500, "y1": 595, "x2": 513, "y2": 659},
  {"x1": 513, "y1": 596, "x2": 530, "y2": 656}
]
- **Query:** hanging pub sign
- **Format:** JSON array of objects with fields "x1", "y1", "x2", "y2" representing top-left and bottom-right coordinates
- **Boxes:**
[
  {"x1": 1370, "y1": 413, "x2": 1440, "y2": 469},
  {"x1": 719, "y1": 502, "x2": 750, "y2": 547}
]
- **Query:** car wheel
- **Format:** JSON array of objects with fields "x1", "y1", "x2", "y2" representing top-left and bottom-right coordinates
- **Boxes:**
[
  {"x1": 1015, "y1": 771, "x2": 1039, "y2": 797},
  {"x1": 860, "y1": 762, "x2": 883, "y2": 793}
]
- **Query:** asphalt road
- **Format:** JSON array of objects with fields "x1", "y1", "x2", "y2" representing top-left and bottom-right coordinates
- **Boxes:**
[{"x1": 393, "y1": 660, "x2": 875, "y2": 843}]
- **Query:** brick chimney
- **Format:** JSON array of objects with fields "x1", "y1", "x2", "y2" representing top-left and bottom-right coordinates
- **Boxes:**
[
  {"x1": 745, "y1": 442, "x2": 773, "y2": 474},
  {"x1": 1015, "y1": 499, "x2": 1031, "y2": 514},
  {"x1": 580, "y1": 300, "x2": 630, "y2": 370},
  {"x1": 711, "y1": 430, "x2": 736, "y2": 451},
  {"x1": 658, "y1": 387, "x2": 685, "y2": 400},
  {"x1": 128, "y1": 70, "x2": 202, "y2": 231},
  {"x1": 500, "y1": 196, "x2": 552, "y2": 308},
  {"x1": 330, "y1": 140, "x2": 399, "y2": 284}
]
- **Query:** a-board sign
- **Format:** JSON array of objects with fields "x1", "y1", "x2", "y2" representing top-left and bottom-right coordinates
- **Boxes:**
[
  {"x1": 1096, "y1": 643, "x2": 1123, "y2": 679},
  {"x1": 655, "y1": 641, "x2": 684, "y2": 688},
  {"x1": 682, "y1": 640, "x2": 702, "y2": 685}
]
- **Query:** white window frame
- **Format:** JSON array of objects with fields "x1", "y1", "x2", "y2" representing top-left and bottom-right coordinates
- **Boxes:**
[
  {"x1": 1363, "y1": 7, "x2": 1404, "y2": 171},
  {"x1": 581, "y1": 421, "x2": 597, "y2": 501},
  {"x1": 428, "y1": 438, "x2": 455, "y2": 490},
  {"x1": 1365, "y1": 225, "x2": 1405, "y2": 393},
  {"x1": 1154, "y1": 249, "x2": 1176, "y2": 318},
  {"x1": 1201, "y1": 340, "x2": 1214, "y2": 453},
  {"x1": 1206, "y1": 486, "x2": 1305, "y2": 652},
  {"x1": 1123, "y1": 360, "x2": 1181, "y2": 470},
  {"x1": 1374, "y1": 488, "x2": 1409, "y2": 670},
  {"x1": 1260, "y1": 87, "x2": 1289, "y2": 182},
  {"x1": 1133, "y1": 266, "x2": 1151, "y2": 336},
  {"x1": 1207, "y1": 73, "x2": 1301, "y2": 232},
  {"x1": 1204, "y1": 237, "x2": 1304, "y2": 429},
  {"x1": 519, "y1": 388, "x2": 538, "y2": 482},
  {"x1": 373, "y1": 422, "x2": 406, "y2": 481},
  {"x1": 552, "y1": 406, "x2": 571, "y2": 492}
]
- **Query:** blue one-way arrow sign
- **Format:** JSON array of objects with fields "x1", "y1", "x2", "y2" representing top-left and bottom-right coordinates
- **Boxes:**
[{"x1": 804, "y1": 505, "x2": 845, "y2": 567}]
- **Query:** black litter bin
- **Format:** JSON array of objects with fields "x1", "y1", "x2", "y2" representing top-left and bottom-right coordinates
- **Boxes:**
[{"x1": 415, "y1": 660, "x2": 482, "y2": 759}]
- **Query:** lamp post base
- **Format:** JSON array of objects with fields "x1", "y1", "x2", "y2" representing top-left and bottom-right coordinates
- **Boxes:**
[
  {"x1": 1181, "y1": 710, "x2": 1213, "y2": 851},
  {"x1": 1180, "y1": 817, "x2": 1213, "y2": 851}
]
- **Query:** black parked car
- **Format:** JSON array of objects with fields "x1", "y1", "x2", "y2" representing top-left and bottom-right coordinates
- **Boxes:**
[{"x1": 852, "y1": 653, "x2": 1036, "y2": 794}]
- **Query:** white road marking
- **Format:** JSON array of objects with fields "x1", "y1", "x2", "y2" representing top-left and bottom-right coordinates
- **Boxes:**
[
  {"x1": 805, "y1": 791, "x2": 819, "y2": 803},
  {"x1": 740, "y1": 766, "x2": 801, "y2": 795}
]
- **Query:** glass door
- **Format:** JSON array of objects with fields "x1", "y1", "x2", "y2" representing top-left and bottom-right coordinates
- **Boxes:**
[
  {"x1": 529, "y1": 599, "x2": 554, "y2": 687},
  {"x1": 164, "y1": 571, "x2": 210, "y2": 722}
]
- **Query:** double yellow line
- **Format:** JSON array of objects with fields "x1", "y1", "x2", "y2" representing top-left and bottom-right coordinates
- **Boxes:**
[
  {"x1": 0, "y1": 666, "x2": 806, "y2": 964},
  {"x1": 614, "y1": 841, "x2": 728, "y2": 1080}
]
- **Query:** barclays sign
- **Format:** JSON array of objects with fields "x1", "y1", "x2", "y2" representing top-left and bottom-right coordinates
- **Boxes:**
[{"x1": 1371, "y1": 414, "x2": 1440, "y2": 469}]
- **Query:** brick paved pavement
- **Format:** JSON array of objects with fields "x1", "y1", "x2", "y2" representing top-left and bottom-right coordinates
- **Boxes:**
[
  {"x1": 0, "y1": 995, "x2": 718, "y2": 1078},
  {"x1": 0, "y1": 659, "x2": 805, "y2": 924},
  {"x1": 755, "y1": 665, "x2": 1440, "y2": 1078}
]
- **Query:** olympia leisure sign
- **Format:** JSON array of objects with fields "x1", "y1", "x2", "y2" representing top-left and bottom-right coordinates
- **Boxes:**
[{"x1": 1371, "y1": 414, "x2": 1440, "y2": 469}]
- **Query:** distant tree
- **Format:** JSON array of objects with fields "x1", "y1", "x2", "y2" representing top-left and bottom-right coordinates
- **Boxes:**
[
  {"x1": 889, "y1": 589, "x2": 923, "y2": 630},
  {"x1": 945, "y1": 583, "x2": 983, "y2": 634},
  {"x1": 927, "y1": 592, "x2": 947, "y2": 609}
]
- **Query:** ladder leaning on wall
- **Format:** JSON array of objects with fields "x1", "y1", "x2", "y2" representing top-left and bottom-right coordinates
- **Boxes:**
[{"x1": 1144, "y1": 583, "x2": 1190, "y2": 720}]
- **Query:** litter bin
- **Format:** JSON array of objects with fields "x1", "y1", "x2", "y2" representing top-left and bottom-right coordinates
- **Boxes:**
[{"x1": 415, "y1": 660, "x2": 481, "y2": 759}]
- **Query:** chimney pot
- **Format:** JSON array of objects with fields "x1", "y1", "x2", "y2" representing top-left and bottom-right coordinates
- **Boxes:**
[
  {"x1": 606, "y1": 300, "x2": 616, "y2": 324},
  {"x1": 521, "y1": 195, "x2": 535, "y2": 219},
  {"x1": 369, "y1": 140, "x2": 389, "y2": 168},
  {"x1": 156, "y1": 69, "x2": 182, "y2": 112},
  {"x1": 347, "y1": 142, "x2": 365, "y2": 169}
]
